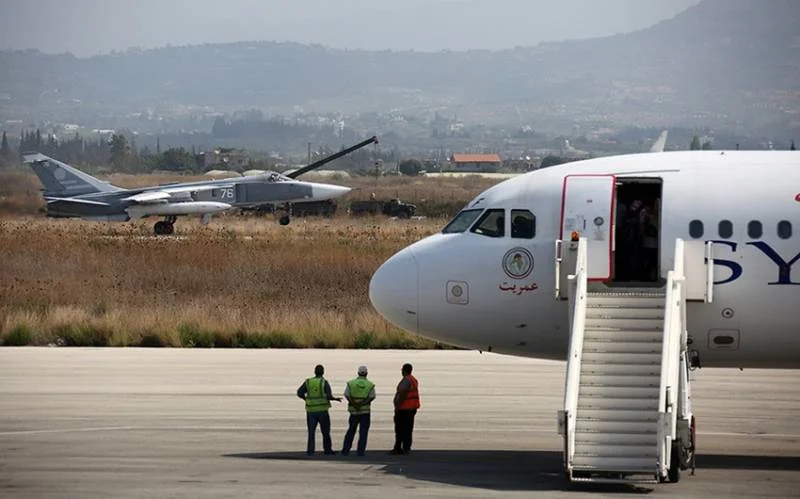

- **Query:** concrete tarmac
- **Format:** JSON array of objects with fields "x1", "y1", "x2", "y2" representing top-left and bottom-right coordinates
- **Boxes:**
[{"x1": 1, "y1": 348, "x2": 798, "y2": 498}]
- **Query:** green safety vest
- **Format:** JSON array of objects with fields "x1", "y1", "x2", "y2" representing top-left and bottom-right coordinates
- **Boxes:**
[
  {"x1": 347, "y1": 377, "x2": 375, "y2": 415},
  {"x1": 305, "y1": 377, "x2": 331, "y2": 413}
]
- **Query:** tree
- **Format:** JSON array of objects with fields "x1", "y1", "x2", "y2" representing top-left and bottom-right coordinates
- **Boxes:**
[
  {"x1": 539, "y1": 155, "x2": 570, "y2": 168},
  {"x1": 791, "y1": 140, "x2": 796, "y2": 151},
  {"x1": 0, "y1": 131, "x2": 14, "y2": 166},
  {"x1": 159, "y1": 147, "x2": 196, "y2": 171},
  {"x1": 109, "y1": 133, "x2": 129, "y2": 167},
  {"x1": 701, "y1": 140, "x2": 713, "y2": 150},
  {"x1": 689, "y1": 136, "x2": 701, "y2": 150},
  {"x1": 398, "y1": 158, "x2": 424, "y2": 176}
]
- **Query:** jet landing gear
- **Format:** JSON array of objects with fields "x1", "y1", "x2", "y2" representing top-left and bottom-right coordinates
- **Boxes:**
[
  {"x1": 278, "y1": 203, "x2": 292, "y2": 226},
  {"x1": 153, "y1": 216, "x2": 176, "y2": 236}
]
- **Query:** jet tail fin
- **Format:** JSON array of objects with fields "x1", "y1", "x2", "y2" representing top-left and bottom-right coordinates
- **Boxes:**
[
  {"x1": 23, "y1": 153, "x2": 121, "y2": 197},
  {"x1": 649, "y1": 130, "x2": 669, "y2": 153}
]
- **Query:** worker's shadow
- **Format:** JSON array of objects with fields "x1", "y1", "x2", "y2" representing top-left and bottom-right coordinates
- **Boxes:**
[
  {"x1": 225, "y1": 450, "x2": 800, "y2": 492},
  {"x1": 225, "y1": 449, "x2": 649, "y2": 493}
]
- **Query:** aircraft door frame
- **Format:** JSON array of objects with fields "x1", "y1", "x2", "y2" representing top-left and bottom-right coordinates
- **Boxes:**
[{"x1": 560, "y1": 174, "x2": 616, "y2": 281}]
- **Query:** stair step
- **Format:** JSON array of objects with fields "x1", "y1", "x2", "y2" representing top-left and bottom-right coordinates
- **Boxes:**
[
  {"x1": 581, "y1": 352, "x2": 661, "y2": 365},
  {"x1": 572, "y1": 455, "x2": 657, "y2": 470},
  {"x1": 574, "y1": 444, "x2": 657, "y2": 458},
  {"x1": 584, "y1": 317, "x2": 664, "y2": 329},
  {"x1": 570, "y1": 474, "x2": 658, "y2": 484},
  {"x1": 577, "y1": 409, "x2": 658, "y2": 422},
  {"x1": 586, "y1": 294, "x2": 665, "y2": 308},
  {"x1": 583, "y1": 340, "x2": 662, "y2": 354},
  {"x1": 577, "y1": 397, "x2": 659, "y2": 411},
  {"x1": 576, "y1": 432, "x2": 658, "y2": 445},
  {"x1": 579, "y1": 385, "x2": 659, "y2": 399},
  {"x1": 584, "y1": 329, "x2": 662, "y2": 343},
  {"x1": 579, "y1": 374, "x2": 660, "y2": 388},
  {"x1": 575, "y1": 419, "x2": 658, "y2": 433},
  {"x1": 581, "y1": 363, "x2": 661, "y2": 376},
  {"x1": 585, "y1": 308, "x2": 665, "y2": 320}
]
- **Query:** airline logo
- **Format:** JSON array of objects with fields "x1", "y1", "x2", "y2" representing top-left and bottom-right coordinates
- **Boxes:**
[
  {"x1": 502, "y1": 248, "x2": 534, "y2": 279},
  {"x1": 712, "y1": 241, "x2": 800, "y2": 285}
]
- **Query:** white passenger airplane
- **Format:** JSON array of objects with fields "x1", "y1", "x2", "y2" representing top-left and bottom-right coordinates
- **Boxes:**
[
  {"x1": 370, "y1": 149, "x2": 800, "y2": 484},
  {"x1": 371, "y1": 150, "x2": 799, "y2": 368}
]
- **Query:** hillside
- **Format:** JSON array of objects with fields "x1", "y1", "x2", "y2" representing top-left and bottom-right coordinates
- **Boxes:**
[{"x1": 0, "y1": 0, "x2": 797, "y2": 135}]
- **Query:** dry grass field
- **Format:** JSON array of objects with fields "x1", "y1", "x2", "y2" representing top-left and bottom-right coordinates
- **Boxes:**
[{"x1": 0, "y1": 170, "x2": 502, "y2": 348}]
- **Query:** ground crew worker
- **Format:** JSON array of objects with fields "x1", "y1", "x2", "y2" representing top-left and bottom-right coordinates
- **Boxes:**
[
  {"x1": 341, "y1": 365, "x2": 376, "y2": 456},
  {"x1": 296, "y1": 364, "x2": 341, "y2": 456},
  {"x1": 391, "y1": 363, "x2": 420, "y2": 455}
]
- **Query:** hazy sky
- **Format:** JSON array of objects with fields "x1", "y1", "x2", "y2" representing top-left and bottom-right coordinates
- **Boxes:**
[{"x1": 0, "y1": 0, "x2": 700, "y2": 56}]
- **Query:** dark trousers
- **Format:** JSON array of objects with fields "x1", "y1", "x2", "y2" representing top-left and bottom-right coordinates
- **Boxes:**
[
  {"x1": 393, "y1": 409, "x2": 417, "y2": 453},
  {"x1": 306, "y1": 411, "x2": 332, "y2": 455},
  {"x1": 341, "y1": 413, "x2": 371, "y2": 456}
]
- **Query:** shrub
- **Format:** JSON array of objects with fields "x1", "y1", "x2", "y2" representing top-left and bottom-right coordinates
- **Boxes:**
[
  {"x1": 238, "y1": 332, "x2": 272, "y2": 348},
  {"x1": 178, "y1": 323, "x2": 215, "y2": 348},
  {"x1": 353, "y1": 331, "x2": 377, "y2": 349},
  {"x1": 52, "y1": 324, "x2": 111, "y2": 347},
  {"x1": 213, "y1": 332, "x2": 233, "y2": 348},
  {"x1": 139, "y1": 333, "x2": 165, "y2": 348},
  {"x1": 268, "y1": 331, "x2": 298, "y2": 348},
  {"x1": 3, "y1": 325, "x2": 34, "y2": 346}
]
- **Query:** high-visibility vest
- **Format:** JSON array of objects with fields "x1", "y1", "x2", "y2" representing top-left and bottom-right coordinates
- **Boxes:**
[
  {"x1": 347, "y1": 377, "x2": 375, "y2": 414},
  {"x1": 304, "y1": 376, "x2": 331, "y2": 413},
  {"x1": 397, "y1": 375, "x2": 420, "y2": 410}
]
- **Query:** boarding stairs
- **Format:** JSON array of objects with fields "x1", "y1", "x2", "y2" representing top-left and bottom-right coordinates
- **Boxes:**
[{"x1": 556, "y1": 238, "x2": 707, "y2": 484}]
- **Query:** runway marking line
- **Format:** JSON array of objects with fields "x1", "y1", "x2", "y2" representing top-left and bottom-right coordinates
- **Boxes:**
[{"x1": 0, "y1": 426, "x2": 135, "y2": 436}]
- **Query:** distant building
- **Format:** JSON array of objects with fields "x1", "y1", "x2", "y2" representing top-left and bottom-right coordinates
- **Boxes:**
[
  {"x1": 198, "y1": 149, "x2": 249, "y2": 169},
  {"x1": 450, "y1": 153, "x2": 502, "y2": 173}
]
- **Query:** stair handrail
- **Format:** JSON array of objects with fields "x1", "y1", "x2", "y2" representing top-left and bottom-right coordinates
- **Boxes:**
[
  {"x1": 563, "y1": 237, "x2": 589, "y2": 472},
  {"x1": 705, "y1": 240, "x2": 714, "y2": 303},
  {"x1": 657, "y1": 238, "x2": 687, "y2": 477}
]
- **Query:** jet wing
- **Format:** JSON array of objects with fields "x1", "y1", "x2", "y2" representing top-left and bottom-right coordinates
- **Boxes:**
[
  {"x1": 123, "y1": 184, "x2": 234, "y2": 204},
  {"x1": 159, "y1": 184, "x2": 234, "y2": 195},
  {"x1": 44, "y1": 196, "x2": 110, "y2": 206},
  {"x1": 123, "y1": 191, "x2": 171, "y2": 203}
]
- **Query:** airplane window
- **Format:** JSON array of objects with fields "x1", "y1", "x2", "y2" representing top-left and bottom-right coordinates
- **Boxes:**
[
  {"x1": 689, "y1": 220, "x2": 704, "y2": 239},
  {"x1": 718, "y1": 220, "x2": 733, "y2": 239},
  {"x1": 470, "y1": 209, "x2": 505, "y2": 238},
  {"x1": 747, "y1": 221, "x2": 762, "y2": 239},
  {"x1": 778, "y1": 220, "x2": 792, "y2": 239},
  {"x1": 511, "y1": 209, "x2": 536, "y2": 239},
  {"x1": 442, "y1": 209, "x2": 483, "y2": 234}
]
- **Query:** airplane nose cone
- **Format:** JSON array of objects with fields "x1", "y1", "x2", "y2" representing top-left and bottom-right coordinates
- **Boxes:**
[
  {"x1": 369, "y1": 249, "x2": 419, "y2": 333},
  {"x1": 311, "y1": 183, "x2": 351, "y2": 200}
]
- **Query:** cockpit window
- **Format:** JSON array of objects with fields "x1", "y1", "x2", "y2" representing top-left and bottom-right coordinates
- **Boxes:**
[
  {"x1": 442, "y1": 209, "x2": 483, "y2": 234},
  {"x1": 511, "y1": 210, "x2": 536, "y2": 239},
  {"x1": 266, "y1": 172, "x2": 289, "y2": 182},
  {"x1": 470, "y1": 209, "x2": 505, "y2": 238}
]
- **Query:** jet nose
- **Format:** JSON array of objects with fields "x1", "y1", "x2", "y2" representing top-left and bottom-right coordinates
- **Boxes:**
[
  {"x1": 311, "y1": 183, "x2": 352, "y2": 200},
  {"x1": 369, "y1": 248, "x2": 419, "y2": 333}
]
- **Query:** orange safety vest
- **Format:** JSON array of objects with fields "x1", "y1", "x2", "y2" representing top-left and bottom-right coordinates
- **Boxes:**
[{"x1": 397, "y1": 374, "x2": 420, "y2": 410}]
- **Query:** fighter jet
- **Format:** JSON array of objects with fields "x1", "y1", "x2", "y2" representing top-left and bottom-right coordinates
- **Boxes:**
[{"x1": 24, "y1": 136, "x2": 377, "y2": 235}]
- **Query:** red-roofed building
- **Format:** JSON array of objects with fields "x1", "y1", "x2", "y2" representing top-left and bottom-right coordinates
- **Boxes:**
[{"x1": 450, "y1": 153, "x2": 502, "y2": 173}]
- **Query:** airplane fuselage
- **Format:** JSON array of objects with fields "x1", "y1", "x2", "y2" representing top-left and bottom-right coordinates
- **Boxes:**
[{"x1": 370, "y1": 151, "x2": 800, "y2": 368}]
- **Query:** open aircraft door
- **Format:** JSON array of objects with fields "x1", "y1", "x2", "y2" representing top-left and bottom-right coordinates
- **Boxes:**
[{"x1": 560, "y1": 175, "x2": 616, "y2": 280}]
